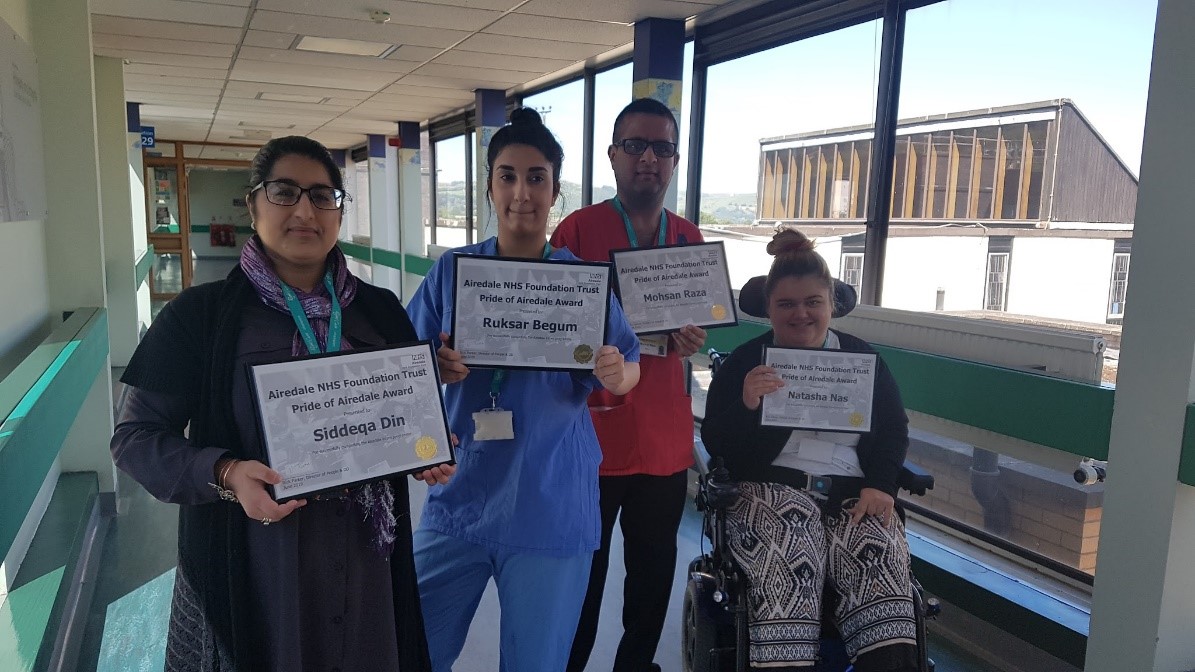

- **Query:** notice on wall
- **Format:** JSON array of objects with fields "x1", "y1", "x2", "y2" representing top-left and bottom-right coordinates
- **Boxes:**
[{"x1": 0, "y1": 17, "x2": 46, "y2": 224}]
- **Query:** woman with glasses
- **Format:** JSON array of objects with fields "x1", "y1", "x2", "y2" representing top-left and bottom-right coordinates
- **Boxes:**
[
  {"x1": 112, "y1": 136, "x2": 447, "y2": 672},
  {"x1": 406, "y1": 108, "x2": 641, "y2": 671}
]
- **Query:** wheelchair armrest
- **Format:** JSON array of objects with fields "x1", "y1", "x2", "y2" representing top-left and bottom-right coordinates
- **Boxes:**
[
  {"x1": 693, "y1": 439, "x2": 713, "y2": 477},
  {"x1": 897, "y1": 461, "x2": 935, "y2": 497}
]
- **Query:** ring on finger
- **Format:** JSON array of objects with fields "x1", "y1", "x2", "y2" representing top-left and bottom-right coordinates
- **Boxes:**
[{"x1": 261, "y1": 517, "x2": 272, "y2": 526}]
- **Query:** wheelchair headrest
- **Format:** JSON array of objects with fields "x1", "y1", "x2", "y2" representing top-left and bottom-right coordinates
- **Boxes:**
[{"x1": 738, "y1": 275, "x2": 858, "y2": 319}]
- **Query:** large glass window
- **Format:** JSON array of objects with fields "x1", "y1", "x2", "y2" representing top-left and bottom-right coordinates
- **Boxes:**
[
  {"x1": 351, "y1": 157, "x2": 371, "y2": 242},
  {"x1": 421, "y1": 130, "x2": 433, "y2": 246},
  {"x1": 591, "y1": 63, "x2": 632, "y2": 204},
  {"x1": 885, "y1": 0, "x2": 1154, "y2": 330},
  {"x1": 698, "y1": 21, "x2": 882, "y2": 290},
  {"x1": 524, "y1": 79, "x2": 586, "y2": 231},
  {"x1": 882, "y1": 0, "x2": 1158, "y2": 580},
  {"x1": 434, "y1": 135, "x2": 467, "y2": 249},
  {"x1": 675, "y1": 41, "x2": 695, "y2": 218}
]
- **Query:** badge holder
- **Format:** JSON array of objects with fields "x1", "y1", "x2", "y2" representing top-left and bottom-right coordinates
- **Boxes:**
[
  {"x1": 473, "y1": 375, "x2": 515, "y2": 441},
  {"x1": 638, "y1": 333, "x2": 669, "y2": 357}
]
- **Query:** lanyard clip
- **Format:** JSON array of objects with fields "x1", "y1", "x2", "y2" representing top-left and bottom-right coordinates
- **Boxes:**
[{"x1": 489, "y1": 391, "x2": 499, "y2": 409}]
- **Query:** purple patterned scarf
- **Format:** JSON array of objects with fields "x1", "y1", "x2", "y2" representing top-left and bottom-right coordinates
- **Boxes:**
[{"x1": 239, "y1": 235, "x2": 397, "y2": 556}]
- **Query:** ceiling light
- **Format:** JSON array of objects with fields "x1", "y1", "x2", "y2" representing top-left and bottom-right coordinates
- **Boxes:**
[
  {"x1": 257, "y1": 92, "x2": 329, "y2": 104},
  {"x1": 239, "y1": 121, "x2": 296, "y2": 130},
  {"x1": 294, "y1": 35, "x2": 394, "y2": 58}
]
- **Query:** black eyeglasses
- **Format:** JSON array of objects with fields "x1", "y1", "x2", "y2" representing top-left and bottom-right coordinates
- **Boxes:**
[
  {"x1": 612, "y1": 138, "x2": 678, "y2": 158},
  {"x1": 252, "y1": 180, "x2": 348, "y2": 210}
]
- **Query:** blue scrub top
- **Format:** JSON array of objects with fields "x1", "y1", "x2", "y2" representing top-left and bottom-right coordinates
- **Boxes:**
[{"x1": 407, "y1": 237, "x2": 641, "y2": 557}]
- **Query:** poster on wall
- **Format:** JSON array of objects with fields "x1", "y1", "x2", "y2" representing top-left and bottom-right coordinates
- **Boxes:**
[{"x1": 0, "y1": 17, "x2": 46, "y2": 224}]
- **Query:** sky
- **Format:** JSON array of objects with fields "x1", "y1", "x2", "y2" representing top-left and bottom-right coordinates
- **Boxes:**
[{"x1": 439, "y1": 0, "x2": 1158, "y2": 197}]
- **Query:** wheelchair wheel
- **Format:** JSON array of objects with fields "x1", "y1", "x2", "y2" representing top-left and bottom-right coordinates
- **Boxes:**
[
  {"x1": 682, "y1": 558, "x2": 739, "y2": 672},
  {"x1": 912, "y1": 584, "x2": 934, "y2": 672}
]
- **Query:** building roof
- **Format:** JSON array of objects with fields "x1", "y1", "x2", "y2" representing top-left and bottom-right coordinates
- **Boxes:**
[{"x1": 759, "y1": 99, "x2": 1138, "y2": 181}]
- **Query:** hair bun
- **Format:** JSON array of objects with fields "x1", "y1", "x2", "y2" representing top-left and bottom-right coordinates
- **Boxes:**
[
  {"x1": 508, "y1": 107, "x2": 544, "y2": 127},
  {"x1": 767, "y1": 228, "x2": 815, "y2": 256}
]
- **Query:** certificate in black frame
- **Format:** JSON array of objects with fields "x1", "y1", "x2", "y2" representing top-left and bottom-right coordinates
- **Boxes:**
[
  {"x1": 449, "y1": 252, "x2": 613, "y2": 372},
  {"x1": 608, "y1": 240, "x2": 739, "y2": 336},
  {"x1": 247, "y1": 340, "x2": 455, "y2": 502}
]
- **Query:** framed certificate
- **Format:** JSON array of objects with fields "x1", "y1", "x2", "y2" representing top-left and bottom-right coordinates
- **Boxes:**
[
  {"x1": 248, "y1": 342, "x2": 454, "y2": 501},
  {"x1": 450, "y1": 254, "x2": 611, "y2": 371},
  {"x1": 759, "y1": 346, "x2": 878, "y2": 433},
  {"x1": 610, "y1": 241, "x2": 738, "y2": 335}
]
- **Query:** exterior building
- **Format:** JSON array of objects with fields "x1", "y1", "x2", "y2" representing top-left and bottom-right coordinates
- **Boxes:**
[{"x1": 755, "y1": 100, "x2": 1137, "y2": 324}]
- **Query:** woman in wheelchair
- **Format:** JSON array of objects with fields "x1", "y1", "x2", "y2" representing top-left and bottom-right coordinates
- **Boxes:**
[{"x1": 700, "y1": 229, "x2": 919, "y2": 672}]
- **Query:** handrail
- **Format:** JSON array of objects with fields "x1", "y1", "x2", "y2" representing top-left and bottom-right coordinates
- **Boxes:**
[
  {"x1": 134, "y1": 244, "x2": 154, "y2": 290},
  {"x1": 387, "y1": 253, "x2": 1195, "y2": 484},
  {"x1": 0, "y1": 308, "x2": 109, "y2": 562}
]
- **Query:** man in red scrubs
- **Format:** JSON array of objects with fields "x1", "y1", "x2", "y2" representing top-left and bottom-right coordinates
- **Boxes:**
[{"x1": 553, "y1": 97, "x2": 707, "y2": 672}]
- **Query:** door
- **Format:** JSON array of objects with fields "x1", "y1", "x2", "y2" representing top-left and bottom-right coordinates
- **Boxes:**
[{"x1": 144, "y1": 162, "x2": 192, "y2": 300}]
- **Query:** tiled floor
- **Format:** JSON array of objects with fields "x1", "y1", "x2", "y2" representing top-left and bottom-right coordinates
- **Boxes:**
[{"x1": 74, "y1": 472, "x2": 999, "y2": 672}]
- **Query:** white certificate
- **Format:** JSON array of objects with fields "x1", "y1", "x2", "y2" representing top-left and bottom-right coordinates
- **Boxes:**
[
  {"x1": 248, "y1": 342, "x2": 454, "y2": 501},
  {"x1": 610, "y1": 242, "x2": 738, "y2": 334},
  {"x1": 759, "y1": 346, "x2": 878, "y2": 433},
  {"x1": 451, "y1": 254, "x2": 611, "y2": 371}
]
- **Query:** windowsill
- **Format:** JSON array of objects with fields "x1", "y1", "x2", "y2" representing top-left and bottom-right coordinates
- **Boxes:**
[{"x1": 907, "y1": 518, "x2": 1090, "y2": 668}]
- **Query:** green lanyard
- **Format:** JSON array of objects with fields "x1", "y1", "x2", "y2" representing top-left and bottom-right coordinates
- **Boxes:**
[
  {"x1": 280, "y1": 271, "x2": 341, "y2": 355},
  {"x1": 488, "y1": 242, "x2": 553, "y2": 406},
  {"x1": 611, "y1": 196, "x2": 667, "y2": 248}
]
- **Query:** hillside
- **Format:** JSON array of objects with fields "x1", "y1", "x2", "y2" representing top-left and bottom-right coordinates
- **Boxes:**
[{"x1": 434, "y1": 179, "x2": 757, "y2": 227}]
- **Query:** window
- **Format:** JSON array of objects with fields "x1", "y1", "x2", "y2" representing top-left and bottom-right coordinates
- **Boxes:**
[
  {"x1": 699, "y1": 20, "x2": 881, "y2": 290},
  {"x1": 885, "y1": 0, "x2": 1154, "y2": 328},
  {"x1": 591, "y1": 63, "x2": 632, "y2": 204},
  {"x1": 984, "y1": 252, "x2": 1009, "y2": 311},
  {"x1": 882, "y1": 0, "x2": 1157, "y2": 578},
  {"x1": 841, "y1": 253, "x2": 864, "y2": 297},
  {"x1": 352, "y1": 157, "x2": 370, "y2": 242},
  {"x1": 1107, "y1": 252, "x2": 1130, "y2": 321},
  {"x1": 421, "y1": 130, "x2": 432, "y2": 246},
  {"x1": 434, "y1": 135, "x2": 467, "y2": 249},
  {"x1": 675, "y1": 41, "x2": 694, "y2": 218},
  {"x1": 523, "y1": 78, "x2": 586, "y2": 230}
]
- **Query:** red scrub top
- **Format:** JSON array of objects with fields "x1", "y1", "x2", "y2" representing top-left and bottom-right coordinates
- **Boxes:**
[{"x1": 551, "y1": 200, "x2": 703, "y2": 476}]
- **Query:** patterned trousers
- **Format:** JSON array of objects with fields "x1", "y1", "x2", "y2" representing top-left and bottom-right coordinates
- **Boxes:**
[{"x1": 725, "y1": 482, "x2": 917, "y2": 669}]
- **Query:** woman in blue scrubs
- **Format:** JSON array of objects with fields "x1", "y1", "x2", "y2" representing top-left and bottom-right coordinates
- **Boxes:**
[{"x1": 406, "y1": 107, "x2": 641, "y2": 671}]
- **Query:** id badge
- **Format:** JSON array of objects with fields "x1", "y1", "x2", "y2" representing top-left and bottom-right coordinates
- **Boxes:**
[
  {"x1": 473, "y1": 408, "x2": 515, "y2": 441},
  {"x1": 638, "y1": 334, "x2": 669, "y2": 357}
]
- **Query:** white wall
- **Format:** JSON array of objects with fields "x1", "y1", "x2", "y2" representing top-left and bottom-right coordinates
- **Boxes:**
[
  {"x1": 1006, "y1": 237, "x2": 1114, "y2": 323},
  {"x1": 817, "y1": 238, "x2": 843, "y2": 279},
  {"x1": 0, "y1": 219, "x2": 48, "y2": 376},
  {"x1": 881, "y1": 236, "x2": 989, "y2": 312},
  {"x1": 0, "y1": 1, "x2": 48, "y2": 377},
  {"x1": 188, "y1": 168, "x2": 251, "y2": 258}
]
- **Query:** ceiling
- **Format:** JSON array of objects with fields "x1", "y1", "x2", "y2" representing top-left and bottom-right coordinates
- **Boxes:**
[{"x1": 90, "y1": 0, "x2": 739, "y2": 153}]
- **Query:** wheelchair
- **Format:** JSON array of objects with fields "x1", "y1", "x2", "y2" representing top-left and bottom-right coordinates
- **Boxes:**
[{"x1": 682, "y1": 276, "x2": 941, "y2": 672}]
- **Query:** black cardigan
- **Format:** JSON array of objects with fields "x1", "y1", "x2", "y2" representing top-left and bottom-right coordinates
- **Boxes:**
[
  {"x1": 700, "y1": 329, "x2": 909, "y2": 499},
  {"x1": 121, "y1": 266, "x2": 432, "y2": 671}
]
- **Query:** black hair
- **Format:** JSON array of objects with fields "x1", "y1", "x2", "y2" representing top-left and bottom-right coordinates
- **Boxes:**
[
  {"x1": 611, "y1": 97, "x2": 679, "y2": 145},
  {"x1": 486, "y1": 107, "x2": 564, "y2": 196},
  {"x1": 247, "y1": 135, "x2": 345, "y2": 210}
]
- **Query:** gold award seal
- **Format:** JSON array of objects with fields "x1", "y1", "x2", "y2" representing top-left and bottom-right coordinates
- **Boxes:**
[
  {"x1": 573, "y1": 344, "x2": 594, "y2": 364},
  {"x1": 849, "y1": 412, "x2": 865, "y2": 428},
  {"x1": 415, "y1": 436, "x2": 439, "y2": 460},
  {"x1": 711, "y1": 304, "x2": 727, "y2": 320}
]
